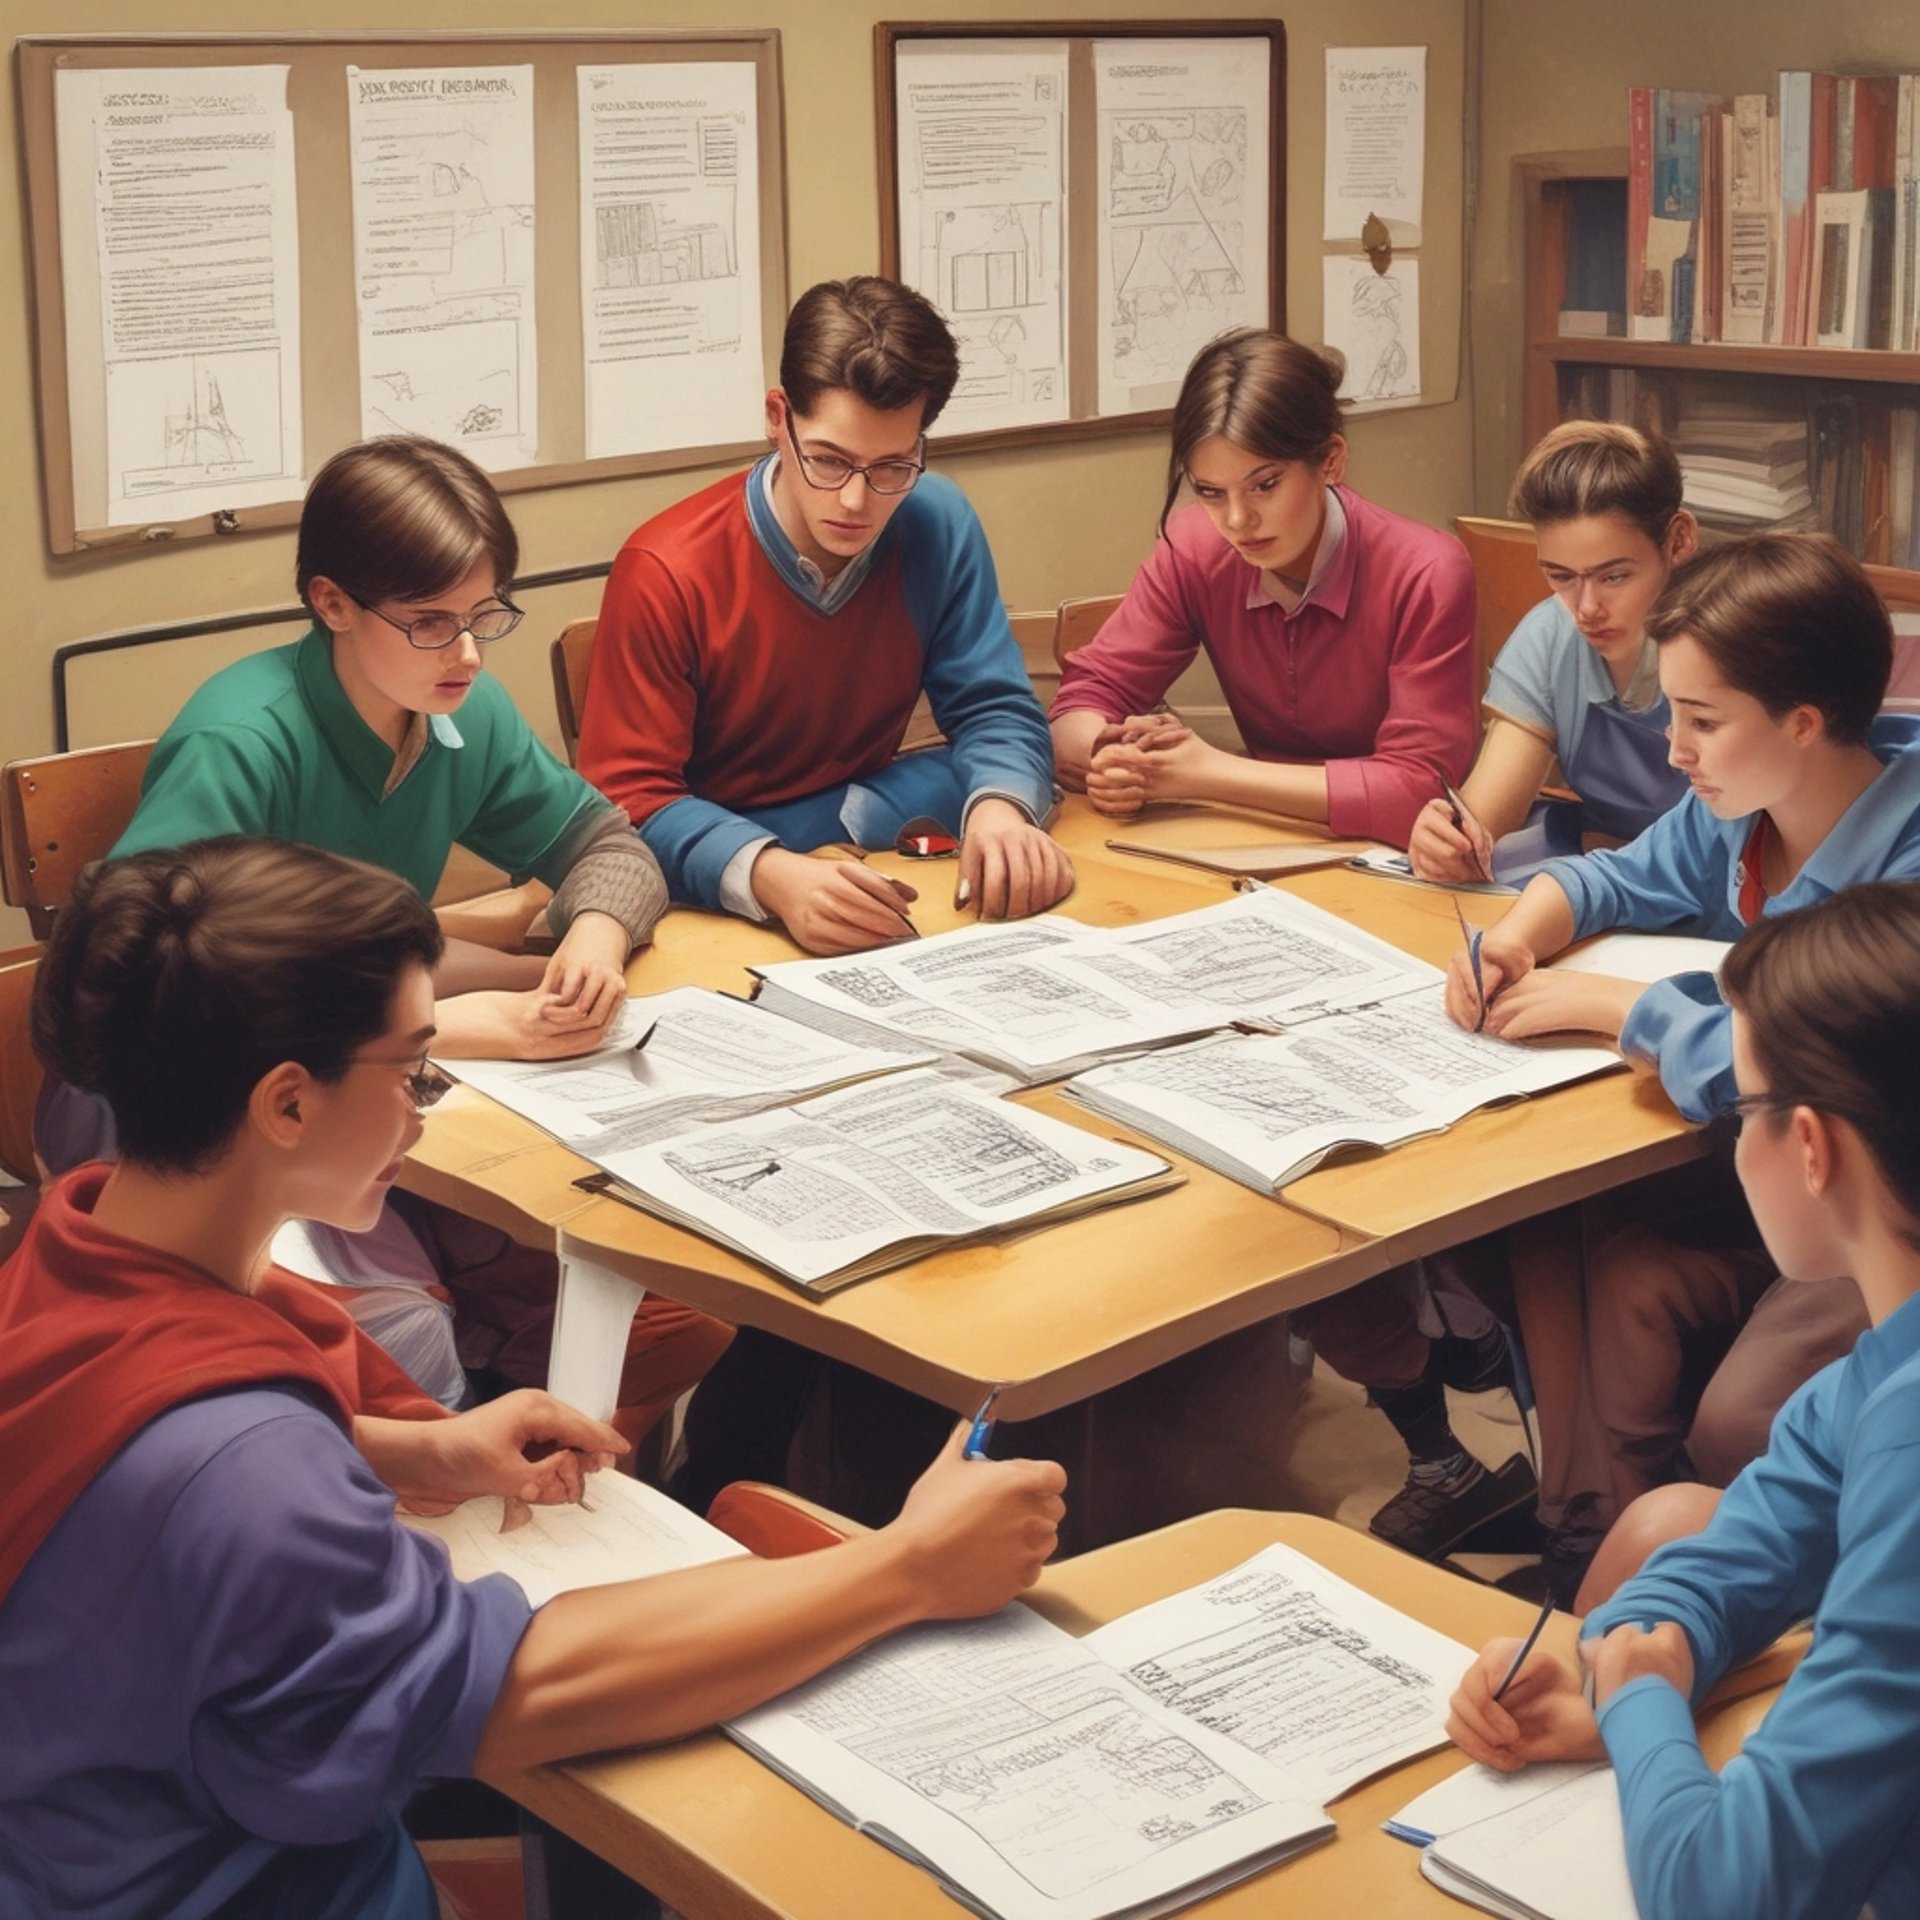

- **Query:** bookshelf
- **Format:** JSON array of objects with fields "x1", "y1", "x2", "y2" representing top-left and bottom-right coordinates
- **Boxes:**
[{"x1": 1518, "y1": 147, "x2": 1920, "y2": 585}]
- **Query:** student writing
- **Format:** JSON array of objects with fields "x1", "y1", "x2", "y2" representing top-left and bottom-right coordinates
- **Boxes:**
[
  {"x1": 1449, "y1": 881, "x2": 1920, "y2": 1920},
  {"x1": 580, "y1": 275, "x2": 1069, "y2": 953},
  {"x1": 1049, "y1": 328, "x2": 1477, "y2": 848},
  {"x1": 0, "y1": 838, "x2": 1067, "y2": 1920},
  {"x1": 1408, "y1": 419, "x2": 1696, "y2": 883}
]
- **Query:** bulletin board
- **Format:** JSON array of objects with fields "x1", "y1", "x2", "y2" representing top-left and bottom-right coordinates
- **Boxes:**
[
  {"x1": 876, "y1": 20, "x2": 1286, "y2": 453},
  {"x1": 17, "y1": 32, "x2": 789, "y2": 556}
]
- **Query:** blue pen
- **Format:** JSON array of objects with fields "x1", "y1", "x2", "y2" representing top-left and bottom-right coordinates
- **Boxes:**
[
  {"x1": 963, "y1": 1386, "x2": 1001, "y2": 1460},
  {"x1": 1452, "y1": 896, "x2": 1488, "y2": 1033}
]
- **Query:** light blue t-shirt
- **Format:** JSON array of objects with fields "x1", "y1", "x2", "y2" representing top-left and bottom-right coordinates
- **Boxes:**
[{"x1": 1485, "y1": 596, "x2": 1670, "y2": 775}]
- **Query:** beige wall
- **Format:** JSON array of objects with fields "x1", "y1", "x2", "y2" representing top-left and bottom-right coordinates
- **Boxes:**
[
  {"x1": 0, "y1": 0, "x2": 1469, "y2": 819},
  {"x1": 1472, "y1": 0, "x2": 1920, "y2": 511}
]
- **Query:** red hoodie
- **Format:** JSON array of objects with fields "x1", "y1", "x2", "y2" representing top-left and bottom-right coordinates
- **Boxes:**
[{"x1": 0, "y1": 1164, "x2": 444, "y2": 1606}]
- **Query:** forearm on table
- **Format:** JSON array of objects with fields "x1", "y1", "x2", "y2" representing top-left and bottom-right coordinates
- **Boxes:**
[
  {"x1": 475, "y1": 1532, "x2": 934, "y2": 1769},
  {"x1": 1049, "y1": 709, "x2": 1109, "y2": 789},
  {"x1": 1191, "y1": 752, "x2": 1330, "y2": 822},
  {"x1": 433, "y1": 938, "x2": 550, "y2": 996}
]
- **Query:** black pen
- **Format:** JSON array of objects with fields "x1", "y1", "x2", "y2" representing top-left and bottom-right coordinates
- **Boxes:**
[{"x1": 1493, "y1": 1595, "x2": 1556, "y2": 1702}]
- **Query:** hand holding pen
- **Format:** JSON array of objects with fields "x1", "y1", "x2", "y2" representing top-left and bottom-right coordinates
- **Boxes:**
[
  {"x1": 1446, "y1": 1604, "x2": 1607, "y2": 1773},
  {"x1": 1407, "y1": 781, "x2": 1497, "y2": 885}
]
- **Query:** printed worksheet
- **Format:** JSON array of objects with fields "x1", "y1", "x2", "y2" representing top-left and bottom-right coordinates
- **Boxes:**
[
  {"x1": 578, "y1": 61, "x2": 764, "y2": 457},
  {"x1": 401, "y1": 1469, "x2": 743, "y2": 1608},
  {"x1": 442, "y1": 986, "x2": 927, "y2": 1155},
  {"x1": 1066, "y1": 990, "x2": 1622, "y2": 1192},
  {"x1": 1084, "y1": 1543, "x2": 1474, "y2": 1804},
  {"x1": 348, "y1": 66, "x2": 539, "y2": 467},
  {"x1": 731, "y1": 1601, "x2": 1330, "y2": 1920},
  {"x1": 58, "y1": 65, "x2": 303, "y2": 524},
  {"x1": 596, "y1": 1067, "x2": 1170, "y2": 1288},
  {"x1": 894, "y1": 39, "x2": 1070, "y2": 433}
]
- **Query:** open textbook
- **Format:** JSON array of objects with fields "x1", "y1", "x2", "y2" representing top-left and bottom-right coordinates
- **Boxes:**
[
  {"x1": 439, "y1": 986, "x2": 933, "y2": 1155},
  {"x1": 1063, "y1": 989, "x2": 1623, "y2": 1193},
  {"x1": 729, "y1": 1542, "x2": 1475, "y2": 1920},
  {"x1": 578, "y1": 1067, "x2": 1181, "y2": 1293},
  {"x1": 399, "y1": 1468, "x2": 744, "y2": 1608},
  {"x1": 750, "y1": 889, "x2": 1444, "y2": 1084}
]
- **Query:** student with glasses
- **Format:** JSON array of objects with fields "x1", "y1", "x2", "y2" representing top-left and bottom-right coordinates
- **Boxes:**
[
  {"x1": 0, "y1": 837, "x2": 1065, "y2": 1920},
  {"x1": 1448, "y1": 882, "x2": 1920, "y2": 1920},
  {"x1": 579, "y1": 275, "x2": 1069, "y2": 955},
  {"x1": 41, "y1": 437, "x2": 729, "y2": 1439}
]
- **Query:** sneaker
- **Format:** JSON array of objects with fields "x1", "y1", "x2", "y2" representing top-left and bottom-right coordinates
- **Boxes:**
[
  {"x1": 1431, "y1": 1323, "x2": 1515, "y2": 1396},
  {"x1": 1368, "y1": 1452, "x2": 1539, "y2": 1560}
]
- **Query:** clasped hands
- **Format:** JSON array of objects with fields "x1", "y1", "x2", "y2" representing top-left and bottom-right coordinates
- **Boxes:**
[
  {"x1": 1083, "y1": 712, "x2": 1217, "y2": 817},
  {"x1": 1446, "y1": 1621, "x2": 1695, "y2": 1772}
]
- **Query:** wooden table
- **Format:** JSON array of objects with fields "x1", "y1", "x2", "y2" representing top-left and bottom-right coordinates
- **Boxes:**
[{"x1": 482, "y1": 1510, "x2": 1781, "y2": 1920}]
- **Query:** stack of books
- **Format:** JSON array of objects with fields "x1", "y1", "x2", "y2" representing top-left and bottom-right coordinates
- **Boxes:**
[{"x1": 1672, "y1": 402, "x2": 1815, "y2": 530}]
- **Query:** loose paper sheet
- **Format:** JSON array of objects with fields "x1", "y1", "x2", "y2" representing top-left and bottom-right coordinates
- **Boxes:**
[
  {"x1": 1323, "y1": 47, "x2": 1427, "y2": 245},
  {"x1": 1094, "y1": 39, "x2": 1271, "y2": 415},
  {"x1": 578, "y1": 62, "x2": 764, "y2": 458},
  {"x1": 546, "y1": 1247, "x2": 647, "y2": 1423},
  {"x1": 894, "y1": 39, "x2": 1070, "y2": 433},
  {"x1": 1324, "y1": 256, "x2": 1422, "y2": 408},
  {"x1": 58, "y1": 66, "x2": 304, "y2": 526},
  {"x1": 348, "y1": 66, "x2": 539, "y2": 468}
]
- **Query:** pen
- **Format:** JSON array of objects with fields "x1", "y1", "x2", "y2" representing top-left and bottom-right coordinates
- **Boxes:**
[
  {"x1": 963, "y1": 1386, "x2": 1001, "y2": 1460},
  {"x1": 1443, "y1": 780, "x2": 1496, "y2": 886},
  {"x1": 1452, "y1": 896, "x2": 1488, "y2": 1034},
  {"x1": 1493, "y1": 1594, "x2": 1556, "y2": 1702}
]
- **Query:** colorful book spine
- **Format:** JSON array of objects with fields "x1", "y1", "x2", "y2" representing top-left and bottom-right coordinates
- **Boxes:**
[
  {"x1": 1778, "y1": 72, "x2": 1813, "y2": 345},
  {"x1": 1627, "y1": 86, "x2": 1654, "y2": 335}
]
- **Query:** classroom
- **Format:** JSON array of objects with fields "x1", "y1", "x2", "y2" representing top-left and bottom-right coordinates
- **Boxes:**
[{"x1": 4, "y1": 3, "x2": 1920, "y2": 1918}]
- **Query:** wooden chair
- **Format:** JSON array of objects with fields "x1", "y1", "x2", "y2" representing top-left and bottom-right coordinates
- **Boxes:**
[
  {"x1": 0, "y1": 944, "x2": 44, "y2": 1185},
  {"x1": 0, "y1": 741, "x2": 154, "y2": 939},
  {"x1": 548, "y1": 616, "x2": 597, "y2": 767},
  {"x1": 1454, "y1": 516, "x2": 1546, "y2": 695},
  {"x1": 1052, "y1": 592, "x2": 1124, "y2": 670}
]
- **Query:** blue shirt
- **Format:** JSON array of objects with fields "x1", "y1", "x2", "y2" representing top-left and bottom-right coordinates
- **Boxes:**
[
  {"x1": 1542, "y1": 714, "x2": 1920, "y2": 1120},
  {"x1": 1585, "y1": 1287, "x2": 1920, "y2": 1920},
  {"x1": 0, "y1": 1388, "x2": 531, "y2": 1920}
]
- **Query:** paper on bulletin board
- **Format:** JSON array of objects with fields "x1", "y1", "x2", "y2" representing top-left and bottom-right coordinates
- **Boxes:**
[
  {"x1": 1094, "y1": 38, "x2": 1271, "y2": 417},
  {"x1": 348, "y1": 65, "x2": 539, "y2": 470},
  {"x1": 1323, "y1": 47, "x2": 1425, "y2": 247},
  {"x1": 577, "y1": 61, "x2": 765, "y2": 460},
  {"x1": 893, "y1": 38, "x2": 1070, "y2": 435},
  {"x1": 57, "y1": 65, "x2": 305, "y2": 527},
  {"x1": 1323, "y1": 256, "x2": 1421, "y2": 410}
]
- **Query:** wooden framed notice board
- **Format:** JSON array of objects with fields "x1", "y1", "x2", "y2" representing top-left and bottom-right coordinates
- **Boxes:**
[
  {"x1": 876, "y1": 20, "x2": 1286, "y2": 453},
  {"x1": 17, "y1": 32, "x2": 789, "y2": 555}
]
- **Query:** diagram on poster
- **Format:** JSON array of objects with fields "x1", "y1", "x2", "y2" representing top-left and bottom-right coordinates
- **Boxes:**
[
  {"x1": 894, "y1": 40, "x2": 1069, "y2": 434},
  {"x1": 578, "y1": 62, "x2": 764, "y2": 459},
  {"x1": 57, "y1": 65, "x2": 304, "y2": 526},
  {"x1": 1095, "y1": 40, "x2": 1269, "y2": 415},
  {"x1": 348, "y1": 66, "x2": 539, "y2": 469},
  {"x1": 1323, "y1": 256, "x2": 1421, "y2": 408}
]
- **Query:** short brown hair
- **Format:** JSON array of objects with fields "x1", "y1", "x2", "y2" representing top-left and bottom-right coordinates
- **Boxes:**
[
  {"x1": 35, "y1": 839, "x2": 443, "y2": 1173},
  {"x1": 1163, "y1": 330, "x2": 1347, "y2": 533},
  {"x1": 780, "y1": 277, "x2": 960, "y2": 429},
  {"x1": 1509, "y1": 420, "x2": 1685, "y2": 547},
  {"x1": 1645, "y1": 533, "x2": 1891, "y2": 745},
  {"x1": 1723, "y1": 882, "x2": 1920, "y2": 1248},
  {"x1": 296, "y1": 436, "x2": 518, "y2": 615}
]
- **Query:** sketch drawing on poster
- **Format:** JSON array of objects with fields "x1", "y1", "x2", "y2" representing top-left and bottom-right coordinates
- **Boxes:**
[
  {"x1": 348, "y1": 66, "x2": 540, "y2": 469},
  {"x1": 894, "y1": 40, "x2": 1070, "y2": 434},
  {"x1": 1322, "y1": 255, "x2": 1421, "y2": 410},
  {"x1": 578, "y1": 62, "x2": 765, "y2": 460},
  {"x1": 1096, "y1": 40, "x2": 1270, "y2": 416}
]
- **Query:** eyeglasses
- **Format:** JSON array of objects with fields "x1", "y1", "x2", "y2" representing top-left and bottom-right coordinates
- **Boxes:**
[
  {"x1": 347, "y1": 1050, "x2": 454, "y2": 1112},
  {"x1": 350, "y1": 592, "x2": 526, "y2": 651},
  {"x1": 783, "y1": 417, "x2": 924, "y2": 496}
]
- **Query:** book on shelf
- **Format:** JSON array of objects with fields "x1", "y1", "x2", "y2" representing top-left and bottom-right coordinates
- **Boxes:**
[
  {"x1": 1722, "y1": 93, "x2": 1774, "y2": 344},
  {"x1": 574, "y1": 1067, "x2": 1181, "y2": 1294},
  {"x1": 729, "y1": 1541, "x2": 1476, "y2": 1920},
  {"x1": 1629, "y1": 88, "x2": 1727, "y2": 342}
]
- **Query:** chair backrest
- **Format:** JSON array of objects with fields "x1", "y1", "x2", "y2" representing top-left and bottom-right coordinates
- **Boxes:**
[
  {"x1": 705, "y1": 1481, "x2": 863, "y2": 1556},
  {"x1": 549, "y1": 616, "x2": 597, "y2": 767},
  {"x1": 1053, "y1": 593, "x2": 1123, "y2": 671},
  {"x1": 1454, "y1": 516, "x2": 1544, "y2": 695},
  {"x1": 0, "y1": 944, "x2": 45, "y2": 1185},
  {"x1": 1, "y1": 742, "x2": 155, "y2": 940}
]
